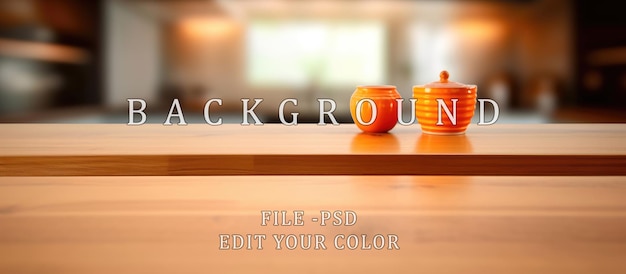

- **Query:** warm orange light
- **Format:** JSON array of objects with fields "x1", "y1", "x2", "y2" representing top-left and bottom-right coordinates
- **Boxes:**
[
  {"x1": 455, "y1": 19, "x2": 504, "y2": 41},
  {"x1": 179, "y1": 18, "x2": 236, "y2": 37}
]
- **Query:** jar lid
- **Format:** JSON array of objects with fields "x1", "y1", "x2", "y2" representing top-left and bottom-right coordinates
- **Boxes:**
[{"x1": 418, "y1": 71, "x2": 474, "y2": 89}]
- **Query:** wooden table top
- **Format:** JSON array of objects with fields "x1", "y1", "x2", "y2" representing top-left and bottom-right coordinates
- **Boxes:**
[
  {"x1": 1, "y1": 123, "x2": 625, "y2": 176},
  {"x1": 1, "y1": 175, "x2": 625, "y2": 274}
]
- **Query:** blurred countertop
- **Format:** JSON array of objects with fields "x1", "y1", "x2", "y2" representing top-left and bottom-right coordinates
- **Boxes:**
[{"x1": 1, "y1": 105, "x2": 626, "y2": 124}]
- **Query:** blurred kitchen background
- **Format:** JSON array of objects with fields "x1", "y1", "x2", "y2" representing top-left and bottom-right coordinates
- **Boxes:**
[{"x1": 0, "y1": 0, "x2": 625, "y2": 123}]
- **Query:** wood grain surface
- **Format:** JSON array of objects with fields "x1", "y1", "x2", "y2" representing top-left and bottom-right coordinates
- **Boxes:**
[
  {"x1": 1, "y1": 124, "x2": 625, "y2": 176},
  {"x1": 0, "y1": 176, "x2": 625, "y2": 274}
]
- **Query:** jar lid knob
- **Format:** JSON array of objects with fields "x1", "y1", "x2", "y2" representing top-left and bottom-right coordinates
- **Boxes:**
[{"x1": 439, "y1": 70, "x2": 449, "y2": 83}]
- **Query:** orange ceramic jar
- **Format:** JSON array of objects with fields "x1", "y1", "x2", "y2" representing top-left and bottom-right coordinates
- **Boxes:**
[
  {"x1": 350, "y1": 85, "x2": 401, "y2": 133},
  {"x1": 413, "y1": 71, "x2": 477, "y2": 135}
]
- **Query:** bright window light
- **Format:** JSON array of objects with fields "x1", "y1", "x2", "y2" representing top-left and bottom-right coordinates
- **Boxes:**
[
  {"x1": 410, "y1": 22, "x2": 457, "y2": 85},
  {"x1": 246, "y1": 20, "x2": 386, "y2": 88}
]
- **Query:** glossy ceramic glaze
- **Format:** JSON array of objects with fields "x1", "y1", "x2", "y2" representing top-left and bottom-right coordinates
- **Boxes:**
[
  {"x1": 413, "y1": 71, "x2": 477, "y2": 135},
  {"x1": 350, "y1": 85, "x2": 401, "y2": 133}
]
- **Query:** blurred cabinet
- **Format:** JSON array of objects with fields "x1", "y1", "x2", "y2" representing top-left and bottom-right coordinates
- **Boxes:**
[
  {"x1": 0, "y1": 0, "x2": 102, "y2": 115},
  {"x1": 575, "y1": 0, "x2": 626, "y2": 106}
]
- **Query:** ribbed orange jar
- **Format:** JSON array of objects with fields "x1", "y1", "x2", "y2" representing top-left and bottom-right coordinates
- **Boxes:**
[
  {"x1": 413, "y1": 71, "x2": 477, "y2": 135},
  {"x1": 350, "y1": 85, "x2": 401, "y2": 133}
]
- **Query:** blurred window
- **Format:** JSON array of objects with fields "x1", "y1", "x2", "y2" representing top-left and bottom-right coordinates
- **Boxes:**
[
  {"x1": 410, "y1": 22, "x2": 457, "y2": 84},
  {"x1": 246, "y1": 20, "x2": 386, "y2": 87}
]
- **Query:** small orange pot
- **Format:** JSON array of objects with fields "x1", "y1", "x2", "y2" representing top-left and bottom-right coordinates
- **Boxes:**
[
  {"x1": 350, "y1": 85, "x2": 401, "y2": 133},
  {"x1": 413, "y1": 71, "x2": 477, "y2": 135}
]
